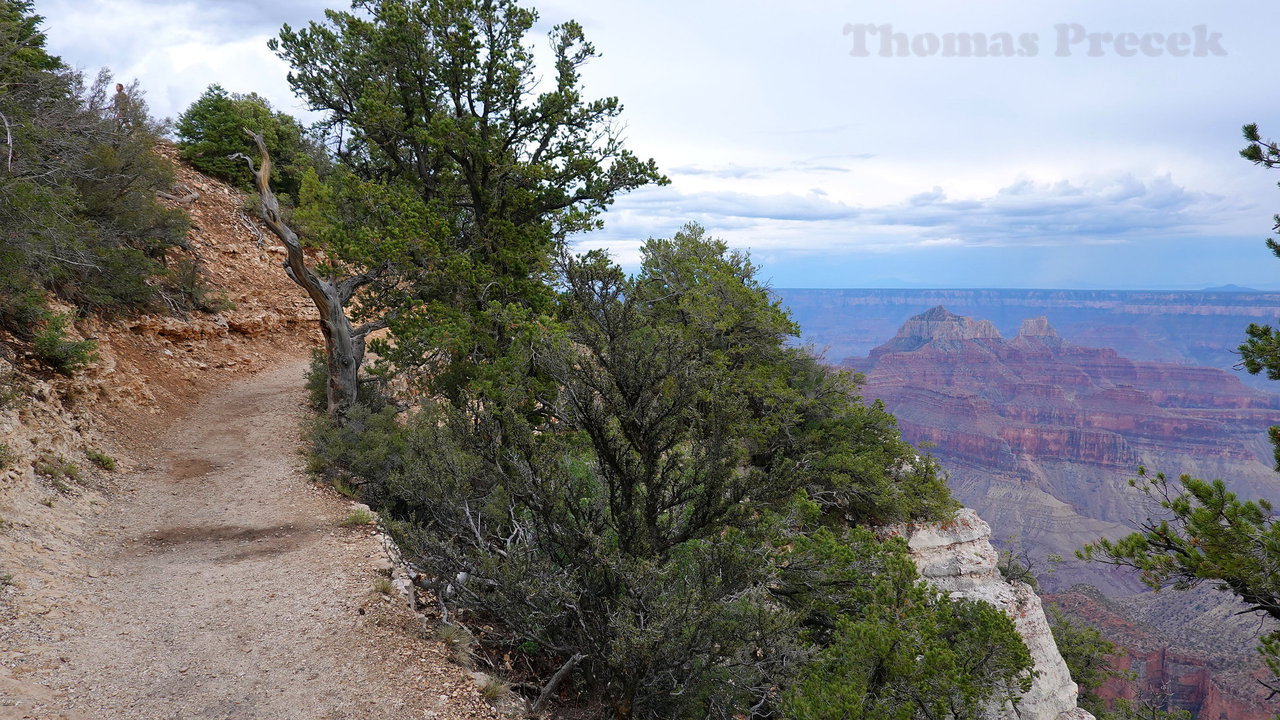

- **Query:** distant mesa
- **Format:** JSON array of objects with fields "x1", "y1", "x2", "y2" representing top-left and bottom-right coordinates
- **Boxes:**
[
  {"x1": 1202, "y1": 283, "x2": 1258, "y2": 292},
  {"x1": 1016, "y1": 316, "x2": 1058, "y2": 338},
  {"x1": 776, "y1": 288, "x2": 1280, "y2": 391}
]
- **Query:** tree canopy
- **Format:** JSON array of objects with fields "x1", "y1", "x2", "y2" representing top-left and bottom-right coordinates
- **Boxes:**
[
  {"x1": 306, "y1": 223, "x2": 1031, "y2": 718},
  {"x1": 182, "y1": 1, "x2": 1034, "y2": 715},
  {"x1": 260, "y1": 0, "x2": 666, "y2": 415},
  {"x1": 176, "y1": 84, "x2": 324, "y2": 199}
]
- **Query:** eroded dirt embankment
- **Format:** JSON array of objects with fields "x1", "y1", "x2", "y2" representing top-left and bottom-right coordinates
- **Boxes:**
[{"x1": 1, "y1": 145, "x2": 499, "y2": 719}]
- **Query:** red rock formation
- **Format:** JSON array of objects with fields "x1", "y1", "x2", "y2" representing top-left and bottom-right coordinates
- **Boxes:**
[
  {"x1": 843, "y1": 308, "x2": 1280, "y2": 574},
  {"x1": 1048, "y1": 589, "x2": 1277, "y2": 720}
]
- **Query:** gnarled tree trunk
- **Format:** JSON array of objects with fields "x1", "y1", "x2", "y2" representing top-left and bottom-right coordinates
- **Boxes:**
[{"x1": 239, "y1": 131, "x2": 385, "y2": 421}]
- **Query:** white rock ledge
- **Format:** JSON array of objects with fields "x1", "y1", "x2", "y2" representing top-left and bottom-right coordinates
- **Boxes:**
[{"x1": 886, "y1": 508, "x2": 1096, "y2": 720}]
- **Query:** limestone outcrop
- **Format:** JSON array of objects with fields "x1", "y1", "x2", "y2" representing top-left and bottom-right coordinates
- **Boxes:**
[{"x1": 889, "y1": 508, "x2": 1095, "y2": 720}]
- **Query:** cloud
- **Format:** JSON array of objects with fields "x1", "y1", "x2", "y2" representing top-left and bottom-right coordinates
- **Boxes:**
[
  {"x1": 624, "y1": 187, "x2": 861, "y2": 222},
  {"x1": 33, "y1": 0, "x2": 1280, "y2": 290},
  {"x1": 581, "y1": 171, "x2": 1233, "y2": 268},
  {"x1": 38, "y1": 0, "x2": 334, "y2": 120},
  {"x1": 669, "y1": 155, "x2": 871, "y2": 180},
  {"x1": 869, "y1": 173, "x2": 1226, "y2": 245}
]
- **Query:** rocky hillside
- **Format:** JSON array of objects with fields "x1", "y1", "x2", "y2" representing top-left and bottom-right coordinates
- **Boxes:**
[{"x1": 0, "y1": 142, "x2": 318, "y2": 645}]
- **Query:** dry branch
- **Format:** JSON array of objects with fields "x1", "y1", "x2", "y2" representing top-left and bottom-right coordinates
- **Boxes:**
[{"x1": 157, "y1": 182, "x2": 199, "y2": 205}]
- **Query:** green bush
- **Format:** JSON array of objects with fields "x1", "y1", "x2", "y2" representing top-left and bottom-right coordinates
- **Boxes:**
[
  {"x1": 785, "y1": 530, "x2": 1033, "y2": 720},
  {"x1": 0, "y1": 6, "x2": 190, "y2": 324},
  {"x1": 0, "y1": 288, "x2": 47, "y2": 339},
  {"x1": 164, "y1": 256, "x2": 234, "y2": 314},
  {"x1": 340, "y1": 508, "x2": 376, "y2": 527},
  {"x1": 32, "y1": 313, "x2": 97, "y2": 375},
  {"x1": 85, "y1": 449, "x2": 116, "y2": 471},
  {"x1": 0, "y1": 368, "x2": 25, "y2": 410},
  {"x1": 36, "y1": 456, "x2": 81, "y2": 493},
  {"x1": 304, "y1": 349, "x2": 328, "y2": 411},
  {"x1": 333, "y1": 229, "x2": 998, "y2": 719},
  {"x1": 176, "y1": 84, "x2": 325, "y2": 200},
  {"x1": 306, "y1": 401, "x2": 403, "y2": 504},
  {"x1": 0, "y1": 443, "x2": 16, "y2": 470}
]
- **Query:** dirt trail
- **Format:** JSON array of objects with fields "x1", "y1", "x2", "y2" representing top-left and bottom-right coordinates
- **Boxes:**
[{"x1": 5, "y1": 361, "x2": 497, "y2": 720}]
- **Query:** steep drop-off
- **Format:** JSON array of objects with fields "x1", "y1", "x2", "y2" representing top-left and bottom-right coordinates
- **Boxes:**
[{"x1": 890, "y1": 508, "x2": 1094, "y2": 720}]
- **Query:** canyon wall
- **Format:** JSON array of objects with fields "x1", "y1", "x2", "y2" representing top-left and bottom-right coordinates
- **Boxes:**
[
  {"x1": 778, "y1": 288, "x2": 1280, "y2": 390},
  {"x1": 1049, "y1": 586, "x2": 1277, "y2": 720},
  {"x1": 843, "y1": 307, "x2": 1280, "y2": 594},
  {"x1": 844, "y1": 306, "x2": 1280, "y2": 718}
]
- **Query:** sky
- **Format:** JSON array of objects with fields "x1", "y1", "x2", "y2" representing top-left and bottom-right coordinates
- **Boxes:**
[{"x1": 31, "y1": 0, "x2": 1280, "y2": 290}]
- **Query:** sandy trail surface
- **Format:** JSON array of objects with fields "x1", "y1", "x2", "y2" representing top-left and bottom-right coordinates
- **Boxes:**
[{"x1": 4, "y1": 361, "x2": 496, "y2": 720}]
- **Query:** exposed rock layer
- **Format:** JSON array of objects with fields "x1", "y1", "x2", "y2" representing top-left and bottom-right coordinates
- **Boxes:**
[
  {"x1": 778, "y1": 287, "x2": 1280, "y2": 390},
  {"x1": 848, "y1": 307, "x2": 1280, "y2": 719},
  {"x1": 890, "y1": 508, "x2": 1094, "y2": 720},
  {"x1": 1049, "y1": 587, "x2": 1277, "y2": 720}
]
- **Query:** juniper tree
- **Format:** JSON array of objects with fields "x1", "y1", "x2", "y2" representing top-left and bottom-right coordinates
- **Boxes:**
[
  {"x1": 377, "y1": 227, "x2": 1022, "y2": 719},
  {"x1": 253, "y1": 0, "x2": 664, "y2": 418},
  {"x1": 0, "y1": 1, "x2": 188, "y2": 342}
]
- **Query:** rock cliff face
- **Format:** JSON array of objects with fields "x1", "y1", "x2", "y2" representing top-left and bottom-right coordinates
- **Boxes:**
[
  {"x1": 1049, "y1": 587, "x2": 1277, "y2": 720},
  {"x1": 890, "y1": 508, "x2": 1094, "y2": 720}
]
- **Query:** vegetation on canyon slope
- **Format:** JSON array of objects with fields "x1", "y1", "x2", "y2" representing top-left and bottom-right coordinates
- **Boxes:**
[
  {"x1": 267, "y1": 1, "x2": 1034, "y2": 717},
  {"x1": 0, "y1": 1, "x2": 196, "y2": 373}
]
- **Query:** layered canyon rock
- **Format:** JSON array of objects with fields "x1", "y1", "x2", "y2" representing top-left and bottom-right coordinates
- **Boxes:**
[
  {"x1": 843, "y1": 306, "x2": 1280, "y2": 593},
  {"x1": 1049, "y1": 586, "x2": 1277, "y2": 720},
  {"x1": 779, "y1": 288, "x2": 1280, "y2": 390}
]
